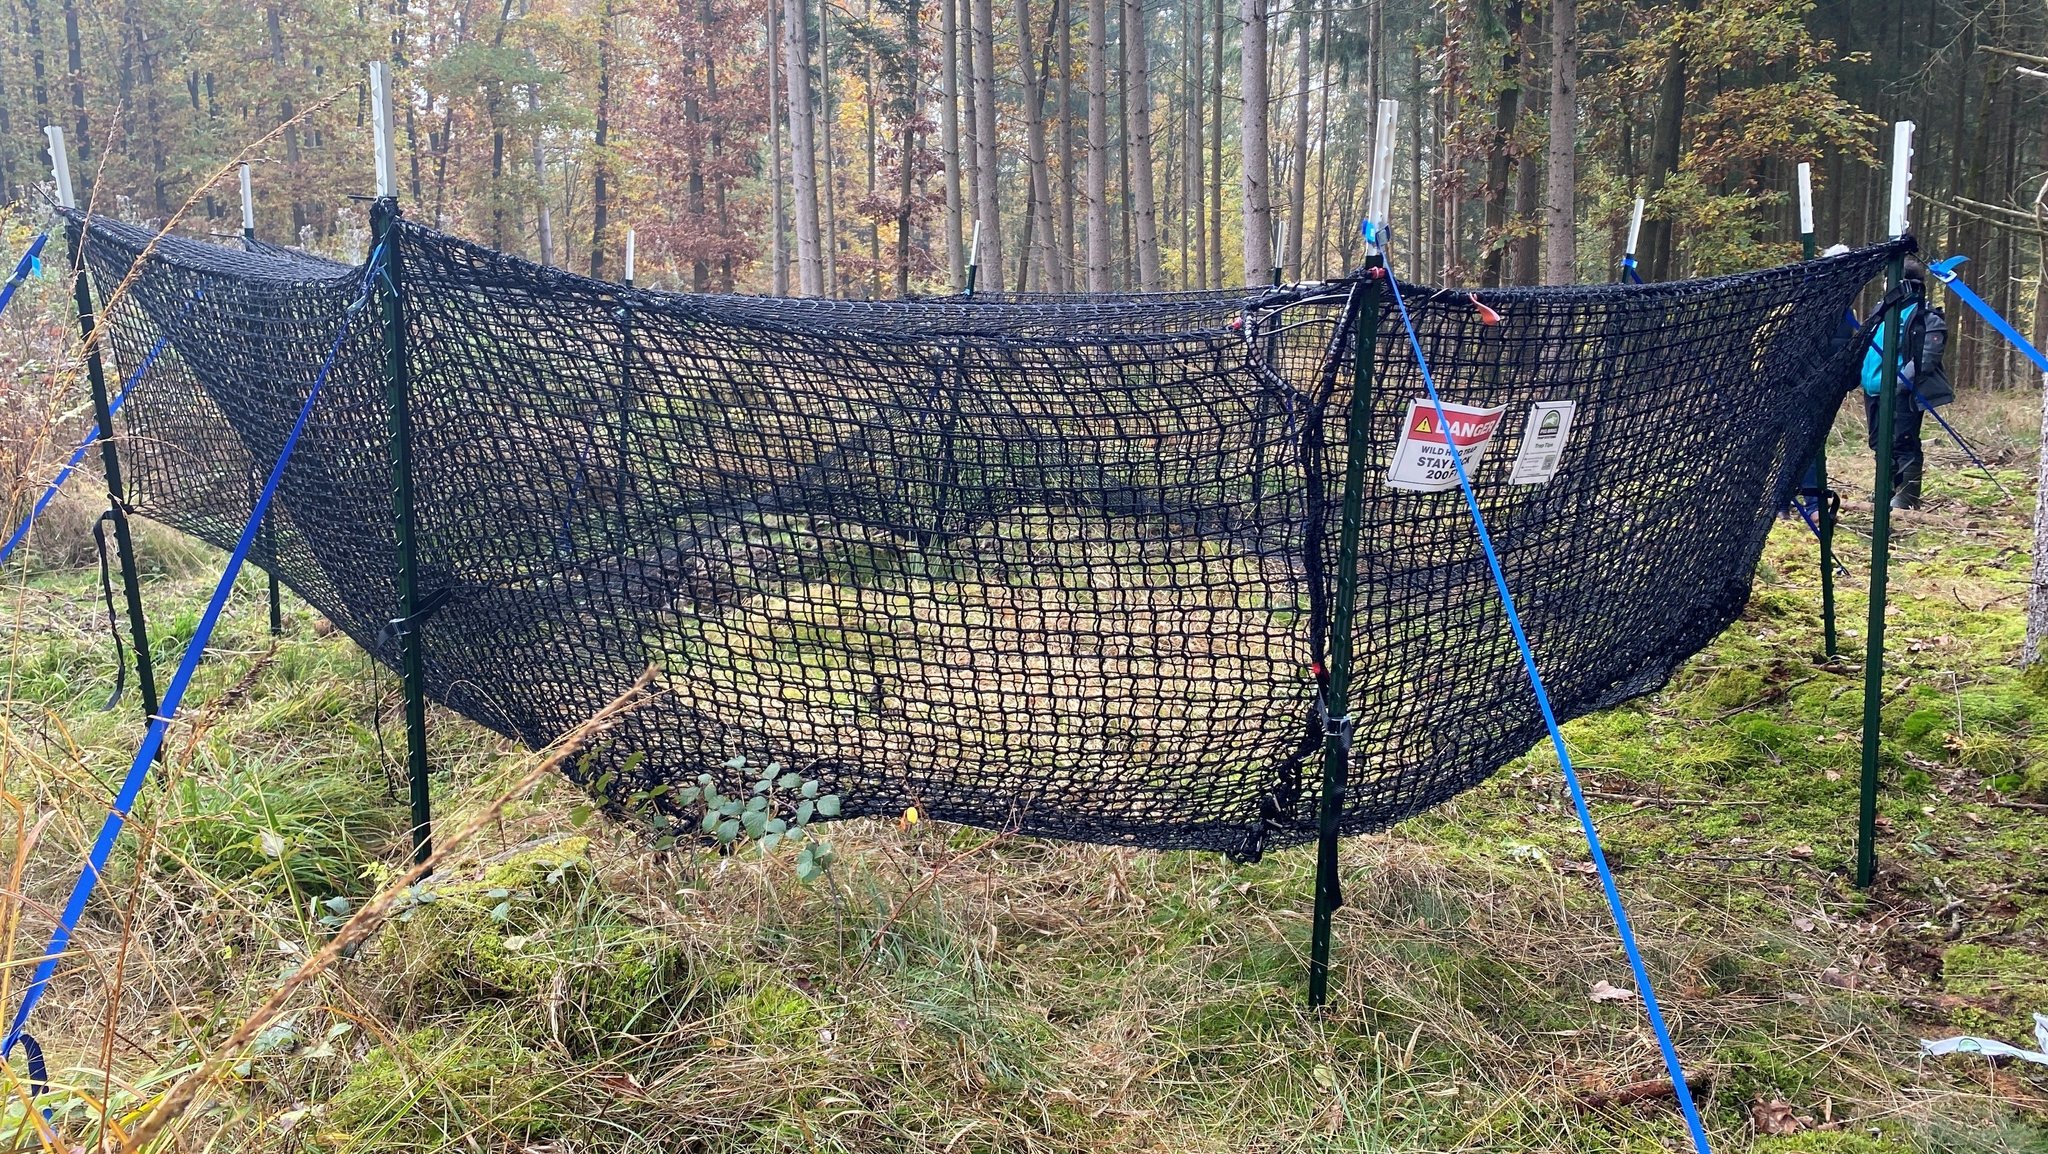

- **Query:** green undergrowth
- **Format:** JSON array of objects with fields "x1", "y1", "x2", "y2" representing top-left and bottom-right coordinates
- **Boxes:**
[{"x1": 0, "y1": 397, "x2": 2043, "y2": 1151}]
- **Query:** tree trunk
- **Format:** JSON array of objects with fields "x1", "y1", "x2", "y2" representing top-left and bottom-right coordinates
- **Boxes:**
[
  {"x1": 1237, "y1": 0, "x2": 1270, "y2": 285},
  {"x1": 1480, "y1": 0, "x2": 1522, "y2": 288},
  {"x1": 895, "y1": 0, "x2": 921, "y2": 297},
  {"x1": 1639, "y1": 3, "x2": 1694, "y2": 282},
  {"x1": 1085, "y1": 0, "x2": 1111, "y2": 291},
  {"x1": 769, "y1": 0, "x2": 788, "y2": 292},
  {"x1": 2027, "y1": 345, "x2": 2048, "y2": 663},
  {"x1": 590, "y1": 0, "x2": 614, "y2": 277},
  {"x1": 1016, "y1": 0, "x2": 1058, "y2": 291},
  {"x1": 1209, "y1": 0, "x2": 1224, "y2": 287},
  {"x1": 1286, "y1": 1, "x2": 1308, "y2": 280},
  {"x1": 1542, "y1": 0, "x2": 1576, "y2": 285},
  {"x1": 865, "y1": 41, "x2": 880, "y2": 298},
  {"x1": 959, "y1": 0, "x2": 980, "y2": 279},
  {"x1": 784, "y1": 0, "x2": 824, "y2": 293},
  {"x1": 1510, "y1": 5, "x2": 1541, "y2": 287},
  {"x1": 970, "y1": 0, "x2": 1004, "y2": 289},
  {"x1": 820, "y1": 3, "x2": 840, "y2": 294},
  {"x1": 1057, "y1": 0, "x2": 1077, "y2": 289},
  {"x1": 60, "y1": 0, "x2": 85, "y2": 166},
  {"x1": 1953, "y1": 58, "x2": 2002, "y2": 392},
  {"x1": 1408, "y1": 41, "x2": 1423, "y2": 275},
  {"x1": 24, "y1": 0, "x2": 50, "y2": 139},
  {"x1": 1186, "y1": 0, "x2": 1205, "y2": 289},
  {"x1": 1124, "y1": 0, "x2": 1160, "y2": 289},
  {"x1": 940, "y1": 0, "x2": 962, "y2": 288}
]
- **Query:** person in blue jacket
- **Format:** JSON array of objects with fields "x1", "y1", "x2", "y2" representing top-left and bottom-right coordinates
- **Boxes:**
[{"x1": 1862, "y1": 258, "x2": 1951, "y2": 510}]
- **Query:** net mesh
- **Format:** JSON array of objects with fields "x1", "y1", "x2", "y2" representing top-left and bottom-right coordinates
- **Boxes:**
[{"x1": 67, "y1": 207, "x2": 1902, "y2": 858}]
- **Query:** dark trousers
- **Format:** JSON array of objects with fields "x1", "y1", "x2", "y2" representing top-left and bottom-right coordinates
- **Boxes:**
[{"x1": 1865, "y1": 391, "x2": 1925, "y2": 507}]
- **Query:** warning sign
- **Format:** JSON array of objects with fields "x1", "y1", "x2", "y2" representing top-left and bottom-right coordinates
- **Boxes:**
[
  {"x1": 1387, "y1": 398, "x2": 1508, "y2": 492},
  {"x1": 1507, "y1": 400, "x2": 1578, "y2": 485}
]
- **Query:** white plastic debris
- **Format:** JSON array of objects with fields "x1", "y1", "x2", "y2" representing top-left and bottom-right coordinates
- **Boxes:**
[{"x1": 1921, "y1": 1013, "x2": 2048, "y2": 1065}]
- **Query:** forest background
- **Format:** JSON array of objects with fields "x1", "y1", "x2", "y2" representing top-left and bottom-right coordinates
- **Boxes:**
[{"x1": 0, "y1": 0, "x2": 2041, "y2": 393}]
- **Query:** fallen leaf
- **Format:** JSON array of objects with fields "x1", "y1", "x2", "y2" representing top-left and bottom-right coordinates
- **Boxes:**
[
  {"x1": 1788, "y1": 845, "x2": 1815, "y2": 860},
  {"x1": 1751, "y1": 1097, "x2": 1806, "y2": 1136},
  {"x1": 1589, "y1": 980, "x2": 1637, "y2": 1003},
  {"x1": 1818, "y1": 967, "x2": 1859, "y2": 990}
]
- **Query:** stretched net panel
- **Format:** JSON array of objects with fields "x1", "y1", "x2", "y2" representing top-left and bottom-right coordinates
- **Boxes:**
[{"x1": 70, "y1": 208, "x2": 1901, "y2": 858}]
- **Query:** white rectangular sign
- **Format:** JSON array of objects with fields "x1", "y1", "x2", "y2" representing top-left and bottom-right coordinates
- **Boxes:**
[
  {"x1": 1387, "y1": 399, "x2": 1508, "y2": 493},
  {"x1": 1508, "y1": 400, "x2": 1578, "y2": 486}
]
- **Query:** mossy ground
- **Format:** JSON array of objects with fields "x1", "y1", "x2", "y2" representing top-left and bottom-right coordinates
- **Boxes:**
[{"x1": 0, "y1": 392, "x2": 2044, "y2": 1152}]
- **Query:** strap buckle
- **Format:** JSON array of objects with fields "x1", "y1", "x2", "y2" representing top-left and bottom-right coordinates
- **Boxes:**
[{"x1": 376, "y1": 585, "x2": 451, "y2": 649}]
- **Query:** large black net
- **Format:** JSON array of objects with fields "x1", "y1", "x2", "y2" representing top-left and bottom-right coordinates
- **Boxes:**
[{"x1": 68, "y1": 207, "x2": 1902, "y2": 858}]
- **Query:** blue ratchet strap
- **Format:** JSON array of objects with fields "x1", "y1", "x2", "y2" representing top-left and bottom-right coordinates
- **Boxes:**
[
  {"x1": 1376, "y1": 247, "x2": 1712, "y2": 1154},
  {"x1": 1, "y1": 247, "x2": 381, "y2": 1102}
]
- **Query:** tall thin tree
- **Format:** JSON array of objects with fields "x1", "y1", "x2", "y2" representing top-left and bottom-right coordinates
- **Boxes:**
[
  {"x1": 1016, "y1": 0, "x2": 1059, "y2": 289},
  {"x1": 1085, "y1": 0, "x2": 1111, "y2": 290},
  {"x1": 1238, "y1": 0, "x2": 1271, "y2": 284},
  {"x1": 940, "y1": 0, "x2": 962, "y2": 287},
  {"x1": 1286, "y1": 0, "x2": 1308, "y2": 280},
  {"x1": 783, "y1": 0, "x2": 824, "y2": 293},
  {"x1": 970, "y1": 0, "x2": 1004, "y2": 288},
  {"x1": 1542, "y1": 0, "x2": 1576, "y2": 284},
  {"x1": 1124, "y1": 0, "x2": 1160, "y2": 288}
]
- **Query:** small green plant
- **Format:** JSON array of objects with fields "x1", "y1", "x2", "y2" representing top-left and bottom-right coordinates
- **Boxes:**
[{"x1": 598, "y1": 754, "x2": 840, "y2": 881}]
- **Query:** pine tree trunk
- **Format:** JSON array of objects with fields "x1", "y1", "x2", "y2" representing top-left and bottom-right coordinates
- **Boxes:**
[
  {"x1": 970, "y1": 0, "x2": 1004, "y2": 289},
  {"x1": 2027, "y1": 359, "x2": 2048, "y2": 663},
  {"x1": 1186, "y1": 0, "x2": 1205, "y2": 289},
  {"x1": 1209, "y1": 0, "x2": 1224, "y2": 287},
  {"x1": 769, "y1": 0, "x2": 789, "y2": 293},
  {"x1": 1639, "y1": 1, "x2": 1693, "y2": 282},
  {"x1": 783, "y1": 0, "x2": 824, "y2": 294},
  {"x1": 1480, "y1": 0, "x2": 1522, "y2": 288},
  {"x1": 60, "y1": 0, "x2": 86, "y2": 166},
  {"x1": 1057, "y1": 0, "x2": 1077, "y2": 290},
  {"x1": 940, "y1": 0, "x2": 962, "y2": 288},
  {"x1": 1085, "y1": 0, "x2": 1111, "y2": 291},
  {"x1": 1237, "y1": 0, "x2": 1271, "y2": 285},
  {"x1": 590, "y1": 0, "x2": 613, "y2": 277},
  {"x1": 1510, "y1": 8, "x2": 1540, "y2": 287},
  {"x1": 1542, "y1": 0, "x2": 1576, "y2": 285},
  {"x1": 1285, "y1": 4, "x2": 1307, "y2": 280},
  {"x1": 820, "y1": 3, "x2": 840, "y2": 294},
  {"x1": 895, "y1": 0, "x2": 921, "y2": 297},
  {"x1": 959, "y1": 0, "x2": 981, "y2": 278},
  {"x1": 1016, "y1": 0, "x2": 1058, "y2": 291},
  {"x1": 1124, "y1": 0, "x2": 1160, "y2": 289}
]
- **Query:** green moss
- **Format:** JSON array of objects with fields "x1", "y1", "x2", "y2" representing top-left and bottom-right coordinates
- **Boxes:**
[
  {"x1": 1754, "y1": 1134, "x2": 1917, "y2": 1154},
  {"x1": 321, "y1": 1026, "x2": 567, "y2": 1149}
]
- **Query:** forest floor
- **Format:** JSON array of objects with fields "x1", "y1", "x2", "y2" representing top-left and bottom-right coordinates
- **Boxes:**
[{"x1": 0, "y1": 390, "x2": 2045, "y2": 1153}]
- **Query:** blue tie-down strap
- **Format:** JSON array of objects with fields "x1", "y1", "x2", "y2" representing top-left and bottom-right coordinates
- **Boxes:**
[
  {"x1": 0, "y1": 233, "x2": 49, "y2": 320},
  {"x1": 0, "y1": 291, "x2": 204, "y2": 571},
  {"x1": 1, "y1": 250, "x2": 378, "y2": 1101},
  {"x1": 1930, "y1": 256, "x2": 2048, "y2": 374},
  {"x1": 1379, "y1": 256, "x2": 1713, "y2": 1154}
]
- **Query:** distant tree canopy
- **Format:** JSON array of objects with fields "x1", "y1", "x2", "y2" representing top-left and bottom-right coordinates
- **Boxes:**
[{"x1": 0, "y1": 0, "x2": 2040, "y2": 381}]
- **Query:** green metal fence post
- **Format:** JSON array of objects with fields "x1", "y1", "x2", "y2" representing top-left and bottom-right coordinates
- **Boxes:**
[
  {"x1": 46, "y1": 126, "x2": 160, "y2": 726},
  {"x1": 370, "y1": 64, "x2": 433, "y2": 866},
  {"x1": 243, "y1": 162, "x2": 284, "y2": 637},
  {"x1": 1308, "y1": 263, "x2": 1381, "y2": 1009},
  {"x1": 1857, "y1": 122, "x2": 1916, "y2": 890}
]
